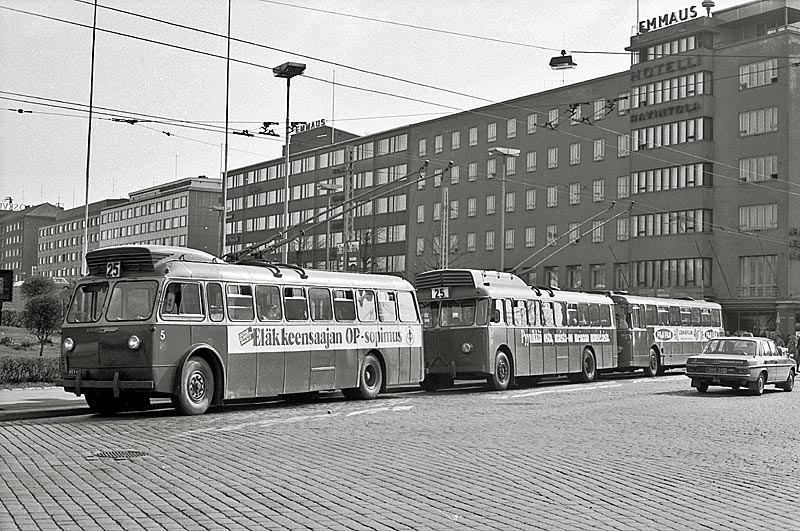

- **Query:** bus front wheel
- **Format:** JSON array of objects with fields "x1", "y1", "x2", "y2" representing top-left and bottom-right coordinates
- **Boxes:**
[
  {"x1": 644, "y1": 348, "x2": 660, "y2": 377},
  {"x1": 173, "y1": 356, "x2": 214, "y2": 415},
  {"x1": 489, "y1": 351, "x2": 511, "y2": 391}
]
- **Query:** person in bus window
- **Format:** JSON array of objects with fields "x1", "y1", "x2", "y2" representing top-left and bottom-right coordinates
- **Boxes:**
[
  {"x1": 163, "y1": 286, "x2": 181, "y2": 314},
  {"x1": 265, "y1": 304, "x2": 281, "y2": 320}
]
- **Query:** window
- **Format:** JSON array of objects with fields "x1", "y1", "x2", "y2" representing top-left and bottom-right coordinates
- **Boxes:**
[
  {"x1": 526, "y1": 189, "x2": 536, "y2": 210},
  {"x1": 485, "y1": 230, "x2": 495, "y2": 251},
  {"x1": 451, "y1": 130, "x2": 461, "y2": 150},
  {"x1": 525, "y1": 227, "x2": 535, "y2": 248},
  {"x1": 570, "y1": 143, "x2": 581, "y2": 165},
  {"x1": 507, "y1": 118, "x2": 516, "y2": 139},
  {"x1": 283, "y1": 286, "x2": 308, "y2": 321},
  {"x1": 739, "y1": 107, "x2": 778, "y2": 136},
  {"x1": 547, "y1": 186, "x2": 558, "y2": 207},
  {"x1": 593, "y1": 139, "x2": 605, "y2": 161},
  {"x1": 487, "y1": 159, "x2": 497, "y2": 179},
  {"x1": 255, "y1": 285, "x2": 282, "y2": 321},
  {"x1": 505, "y1": 192, "x2": 515, "y2": 213},
  {"x1": 469, "y1": 126, "x2": 478, "y2": 146},
  {"x1": 618, "y1": 134, "x2": 631, "y2": 157},
  {"x1": 487, "y1": 123, "x2": 497, "y2": 143},
  {"x1": 450, "y1": 200, "x2": 459, "y2": 219},
  {"x1": 592, "y1": 180, "x2": 604, "y2": 202},
  {"x1": 526, "y1": 151, "x2": 537, "y2": 172},
  {"x1": 504, "y1": 229, "x2": 514, "y2": 250},
  {"x1": 377, "y1": 291, "x2": 398, "y2": 322},
  {"x1": 418, "y1": 138, "x2": 427, "y2": 157},
  {"x1": 467, "y1": 232, "x2": 476, "y2": 252},
  {"x1": 433, "y1": 202, "x2": 441, "y2": 221},
  {"x1": 450, "y1": 165, "x2": 460, "y2": 184},
  {"x1": 618, "y1": 92, "x2": 630, "y2": 115},
  {"x1": 592, "y1": 221, "x2": 604, "y2": 243},
  {"x1": 569, "y1": 183, "x2": 581, "y2": 205},
  {"x1": 468, "y1": 162, "x2": 478, "y2": 181},
  {"x1": 105, "y1": 280, "x2": 158, "y2": 322},
  {"x1": 590, "y1": 264, "x2": 606, "y2": 289},
  {"x1": 308, "y1": 288, "x2": 333, "y2": 321},
  {"x1": 546, "y1": 224, "x2": 557, "y2": 245},
  {"x1": 568, "y1": 222, "x2": 580, "y2": 244},
  {"x1": 739, "y1": 58, "x2": 778, "y2": 90},
  {"x1": 548, "y1": 108, "x2": 558, "y2": 128},
  {"x1": 739, "y1": 155, "x2": 778, "y2": 183},
  {"x1": 548, "y1": 147, "x2": 558, "y2": 169},
  {"x1": 527, "y1": 113, "x2": 538, "y2": 134},
  {"x1": 567, "y1": 265, "x2": 582, "y2": 289},
  {"x1": 397, "y1": 291, "x2": 418, "y2": 322},
  {"x1": 417, "y1": 205, "x2": 425, "y2": 223},
  {"x1": 416, "y1": 237, "x2": 425, "y2": 256},
  {"x1": 617, "y1": 175, "x2": 630, "y2": 198},
  {"x1": 593, "y1": 98, "x2": 606, "y2": 120},
  {"x1": 468, "y1": 197, "x2": 477, "y2": 217},
  {"x1": 617, "y1": 218, "x2": 630, "y2": 241},
  {"x1": 226, "y1": 284, "x2": 254, "y2": 321},
  {"x1": 486, "y1": 195, "x2": 496, "y2": 215},
  {"x1": 740, "y1": 255, "x2": 777, "y2": 296},
  {"x1": 434, "y1": 135, "x2": 443, "y2": 154},
  {"x1": 739, "y1": 204, "x2": 778, "y2": 231}
]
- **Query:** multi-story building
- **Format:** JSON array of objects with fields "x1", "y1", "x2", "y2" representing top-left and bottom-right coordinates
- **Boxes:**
[
  {"x1": 224, "y1": 0, "x2": 800, "y2": 337},
  {"x1": 38, "y1": 199, "x2": 128, "y2": 280},
  {"x1": 97, "y1": 176, "x2": 222, "y2": 256},
  {"x1": 0, "y1": 202, "x2": 62, "y2": 281}
]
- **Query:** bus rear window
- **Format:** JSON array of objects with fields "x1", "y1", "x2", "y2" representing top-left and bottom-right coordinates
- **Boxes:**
[
  {"x1": 397, "y1": 291, "x2": 419, "y2": 323},
  {"x1": 67, "y1": 282, "x2": 109, "y2": 323},
  {"x1": 106, "y1": 281, "x2": 158, "y2": 322}
]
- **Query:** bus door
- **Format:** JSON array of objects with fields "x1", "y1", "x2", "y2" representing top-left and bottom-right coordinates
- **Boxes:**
[
  {"x1": 627, "y1": 304, "x2": 648, "y2": 367},
  {"x1": 283, "y1": 286, "x2": 312, "y2": 394},
  {"x1": 541, "y1": 300, "x2": 567, "y2": 374},
  {"x1": 524, "y1": 300, "x2": 545, "y2": 376},
  {"x1": 222, "y1": 282, "x2": 258, "y2": 398},
  {"x1": 253, "y1": 284, "x2": 287, "y2": 397},
  {"x1": 614, "y1": 303, "x2": 635, "y2": 368}
]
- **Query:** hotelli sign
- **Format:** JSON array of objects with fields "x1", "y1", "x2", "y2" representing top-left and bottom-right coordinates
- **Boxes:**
[{"x1": 639, "y1": 6, "x2": 700, "y2": 33}]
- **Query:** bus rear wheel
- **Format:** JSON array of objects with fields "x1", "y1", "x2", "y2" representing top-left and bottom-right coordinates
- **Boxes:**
[
  {"x1": 577, "y1": 348, "x2": 597, "y2": 383},
  {"x1": 344, "y1": 353, "x2": 383, "y2": 400},
  {"x1": 173, "y1": 356, "x2": 214, "y2": 415},
  {"x1": 489, "y1": 351, "x2": 511, "y2": 391},
  {"x1": 644, "y1": 348, "x2": 660, "y2": 377}
]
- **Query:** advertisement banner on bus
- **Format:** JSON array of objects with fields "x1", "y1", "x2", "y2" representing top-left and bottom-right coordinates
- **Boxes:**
[
  {"x1": 654, "y1": 328, "x2": 721, "y2": 342},
  {"x1": 228, "y1": 323, "x2": 422, "y2": 354}
]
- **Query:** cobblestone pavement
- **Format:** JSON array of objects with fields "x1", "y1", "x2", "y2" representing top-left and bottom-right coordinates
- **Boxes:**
[{"x1": 1, "y1": 373, "x2": 799, "y2": 530}]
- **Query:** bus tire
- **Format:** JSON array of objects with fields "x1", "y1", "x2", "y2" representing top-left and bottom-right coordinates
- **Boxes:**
[
  {"x1": 353, "y1": 353, "x2": 382, "y2": 400},
  {"x1": 85, "y1": 392, "x2": 124, "y2": 415},
  {"x1": 489, "y1": 351, "x2": 511, "y2": 391},
  {"x1": 173, "y1": 356, "x2": 214, "y2": 415},
  {"x1": 577, "y1": 348, "x2": 596, "y2": 383},
  {"x1": 644, "y1": 347, "x2": 660, "y2": 377}
]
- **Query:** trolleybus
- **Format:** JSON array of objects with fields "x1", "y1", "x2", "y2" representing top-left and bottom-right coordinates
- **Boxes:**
[
  {"x1": 57, "y1": 245, "x2": 423, "y2": 415},
  {"x1": 415, "y1": 269, "x2": 617, "y2": 391},
  {"x1": 610, "y1": 293, "x2": 723, "y2": 376}
]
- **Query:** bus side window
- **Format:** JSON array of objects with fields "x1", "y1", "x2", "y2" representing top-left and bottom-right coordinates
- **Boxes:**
[
  {"x1": 680, "y1": 307, "x2": 692, "y2": 326},
  {"x1": 208, "y1": 283, "x2": 224, "y2": 322},
  {"x1": 577, "y1": 303, "x2": 589, "y2": 326},
  {"x1": 513, "y1": 300, "x2": 527, "y2": 326},
  {"x1": 162, "y1": 282, "x2": 183, "y2": 315},
  {"x1": 181, "y1": 283, "x2": 203, "y2": 316},
  {"x1": 668, "y1": 306, "x2": 680, "y2": 326},
  {"x1": 491, "y1": 299, "x2": 504, "y2": 324},
  {"x1": 553, "y1": 301, "x2": 566, "y2": 327},
  {"x1": 357, "y1": 289, "x2": 377, "y2": 322},
  {"x1": 566, "y1": 303, "x2": 579, "y2": 326},
  {"x1": 284, "y1": 287, "x2": 308, "y2": 321},
  {"x1": 711, "y1": 308, "x2": 721, "y2": 327},
  {"x1": 630, "y1": 305, "x2": 642, "y2": 328},
  {"x1": 691, "y1": 307, "x2": 701, "y2": 325},
  {"x1": 701, "y1": 308, "x2": 711, "y2": 326},
  {"x1": 599, "y1": 304, "x2": 611, "y2": 327},
  {"x1": 542, "y1": 302, "x2": 555, "y2": 327},
  {"x1": 475, "y1": 299, "x2": 489, "y2": 326},
  {"x1": 333, "y1": 289, "x2": 356, "y2": 321},
  {"x1": 614, "y1": 305, "x2": 628, "y2": 329},
  {"x1": 526, "y1": 300, "x2": 539, "y2": 326},
  {"x1": 658, "y1": 306, "x2": 670, "y2": 325},
  {"x1": 397, "y1": 291, "x2": 419, "y2": 323},
  {"x1": 377, "y1": 291, "x2": 398, "y2": 322},
  {"x1": 255, "y1": 285, "x2": 282, "y2": 321},
  {"x1": 645, "y1": 305, "x2": 657, "y2": 326},
  {"x1": 309, "y1": 288, "x2": 333, "y2": 321},
  {"x1": 226, "y1": 284, "x2": 254, "y2": 321},
  {"x1": 588, "y1": 304, "x2": 600, "y2": 326}
]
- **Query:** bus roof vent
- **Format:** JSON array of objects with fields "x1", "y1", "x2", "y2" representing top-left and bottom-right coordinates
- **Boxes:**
[
  {"x1": 86, "y1": 245, "x2": 217, "y2": 276},
  {"x1": 415, "y1": 270, "x2": 477, "y2": 290}
]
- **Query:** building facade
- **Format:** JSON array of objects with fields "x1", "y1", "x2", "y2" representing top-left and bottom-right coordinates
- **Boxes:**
[
  {"x1": 223, "y1": 0, "x2": 799, "y2": 337},
  {"x1": 0, "y1": 203, "x2": 62, "y2": 282}
]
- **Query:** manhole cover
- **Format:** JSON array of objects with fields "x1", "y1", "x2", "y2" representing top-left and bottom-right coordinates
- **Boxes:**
[{"x1": 93, "y1": 450, "x2": 149, "y2": 460}]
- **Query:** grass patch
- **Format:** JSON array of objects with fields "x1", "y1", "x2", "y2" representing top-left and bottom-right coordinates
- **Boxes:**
[{"x1": 0, "y1": 326, "x2": 60, "y2": 386}]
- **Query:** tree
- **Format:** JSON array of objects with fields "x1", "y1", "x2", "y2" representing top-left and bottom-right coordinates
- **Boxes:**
[
  {"x1": 23, "y1": 294, "x2": 63, "y2": 356},
  {"x1": 20, "y1": 276, "x2": 56, "y2": 299}
]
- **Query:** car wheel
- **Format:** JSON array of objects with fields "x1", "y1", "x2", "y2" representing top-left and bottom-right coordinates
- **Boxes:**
[
  {"x1": 644, "y1": 347, "x2": 660, "y2": 378},
  {"x1": 750, "y1": 372, "x2": 766, "y2": 396},
  {"x1": 781, "y1": 371, "x2": 794, "y2": 392},
  {"x1": 173, "y1": 356, "x2": 214, "y2": 415},
  {"x1": 696, "y1": 381, "x2": 709, "y2": 393},
  {"x1": 489, "y1": 351, "x2": 511, "y2": 391},
  {"x1": 577, "y1": 348, "x2": 597, "y2": 383}
]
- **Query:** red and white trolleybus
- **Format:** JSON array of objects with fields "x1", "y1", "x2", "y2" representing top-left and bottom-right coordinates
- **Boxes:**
[{"x1": 57, "y1": 245, "x2": 423, "y2": 415}]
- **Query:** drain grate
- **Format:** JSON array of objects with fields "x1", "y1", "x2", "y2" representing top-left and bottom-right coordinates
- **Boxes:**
[{"x1": 93, "y1": 450, "x2": 149, "y2": 460}]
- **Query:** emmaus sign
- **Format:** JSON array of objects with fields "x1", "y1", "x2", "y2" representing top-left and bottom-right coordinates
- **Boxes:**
[{"x1": 639, "y1": 6, "x2": 700, "y2": 33}]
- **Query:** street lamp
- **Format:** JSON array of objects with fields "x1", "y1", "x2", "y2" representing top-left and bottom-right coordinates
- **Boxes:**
[
  {"x1": 488, "y1": 147, "x2": 520, "y2": 271},
  {"x1": 317, "y1": 182, "x2": 342, "y2": 270},
  {"x1": 273, "y1": 61, "x2": 306, "y2": 263}
]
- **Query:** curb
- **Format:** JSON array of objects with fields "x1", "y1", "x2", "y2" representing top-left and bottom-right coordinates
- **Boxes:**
[{"x1": 0, "y1": 406, "x2": 90, "y2": 422}]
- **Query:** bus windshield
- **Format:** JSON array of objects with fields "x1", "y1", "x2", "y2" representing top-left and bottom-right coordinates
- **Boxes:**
[
  {"x1": 106, "y1": 280, "x2": 159, "y2": 322},
  {"x1": 66, "y1": 282, "x2": 109, "y2": 323},
  {"x1": 420, "y1": 299, "x2": 489, "y2": 328}
]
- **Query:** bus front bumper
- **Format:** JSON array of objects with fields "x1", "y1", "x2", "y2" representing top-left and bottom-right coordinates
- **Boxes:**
[{"x1": 57, "y1": 372, "x2": 155, "y2": 398}]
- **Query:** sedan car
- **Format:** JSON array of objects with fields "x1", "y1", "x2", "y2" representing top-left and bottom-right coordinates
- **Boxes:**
[{"x1": 685, "y1": 336, "x2": 795, "y2": 395}]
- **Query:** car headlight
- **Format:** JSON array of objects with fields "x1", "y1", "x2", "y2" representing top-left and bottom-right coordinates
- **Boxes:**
[
  {"x1": 461, "y1": 342, "x2": 473, "y2": 353},
  {"x1": 63, "y1": 337, "x2": 74, "y2": 352},
  {"x1": 128, "y1": 335, "x2": 141, "y2": 350}
]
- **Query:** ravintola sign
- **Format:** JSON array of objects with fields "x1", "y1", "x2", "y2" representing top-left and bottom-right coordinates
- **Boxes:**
[{"x1": 639, "y1": 6, "x2": 700, "y2": 33}]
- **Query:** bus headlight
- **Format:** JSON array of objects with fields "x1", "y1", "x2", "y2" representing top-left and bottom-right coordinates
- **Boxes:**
[
  {"x1": 461, "y1": 342, "x2": 473, "y2": 353},
  {"x1": 128, "y1": 335, "x2": 141, "y2": 350},
  {"x1": 63, "y1": 337, "x2": 74, "y2": 352}
]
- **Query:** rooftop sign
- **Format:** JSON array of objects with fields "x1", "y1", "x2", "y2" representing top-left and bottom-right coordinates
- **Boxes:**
[{"x1": 639, "y1": 6, "x2": 699, "y2": 33}]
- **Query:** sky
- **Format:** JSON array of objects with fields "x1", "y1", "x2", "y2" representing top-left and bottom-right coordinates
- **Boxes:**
[{"x1": 0, "y1": 0, "x2": 704, "y2": 209}]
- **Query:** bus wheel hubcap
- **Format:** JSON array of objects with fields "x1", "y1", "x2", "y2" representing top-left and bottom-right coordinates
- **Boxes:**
[
  {"x1": 498, "y1": 359, "x2": 508, "y2": 381},
  {"x1": 188, "y1": 371, "x2": 206, "y2": 402},
  {"x1": 364, "y1": 365, "x2": 376, "y2": 388}
]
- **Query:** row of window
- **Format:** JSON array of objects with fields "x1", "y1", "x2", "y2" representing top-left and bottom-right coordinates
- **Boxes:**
[
  {"x1": 623, "y1": 258, "x2": 713, "y2": 290},
  {"x1": 632, "y1": 72, "x2": 711, "y2": 108},
  {"x1": 102, "y1": 197, "x2": 187, "y2": 224},
  {"x1": 622, "y1": 209, "x2": 713, "y2": 239}
]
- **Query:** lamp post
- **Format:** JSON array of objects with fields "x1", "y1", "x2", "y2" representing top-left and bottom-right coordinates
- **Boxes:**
[
  {"x1": 316, "y1": 182, "x2": 342, "y2": 270},
  {"x1": 273, "y1": 61, "x2": 306, "y2": 263},
  {"x1": 488, "y1": 147, "x2": 520, "y2": 271}
]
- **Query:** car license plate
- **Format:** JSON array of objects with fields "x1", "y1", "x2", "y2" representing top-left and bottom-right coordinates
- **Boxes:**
[{"x1": 708, "y1": 367, "x2": 727, "y2": 374}]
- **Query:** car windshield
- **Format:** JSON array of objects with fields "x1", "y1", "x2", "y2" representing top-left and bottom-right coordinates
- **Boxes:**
[{"x1": 703, "y1": 339, "x2": 757, "y2": 356}]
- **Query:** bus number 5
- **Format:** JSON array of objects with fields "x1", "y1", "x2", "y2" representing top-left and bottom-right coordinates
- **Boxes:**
[{"x1": 432, "y1": 287, "x2": 449, "y2": 299}]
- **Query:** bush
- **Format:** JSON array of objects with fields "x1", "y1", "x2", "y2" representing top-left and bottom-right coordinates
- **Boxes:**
[
  {"x1": 0, "y1": 356, "x2": 60, "y2": 384},
  {"x1": 1, "y1": 309, "x2": 24, "y2": 328}
]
